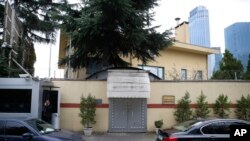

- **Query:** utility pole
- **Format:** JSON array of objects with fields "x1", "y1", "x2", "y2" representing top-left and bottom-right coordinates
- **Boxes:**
[
  {"x1": 235, "y1": 72, "x2": 237, "y2": 80},
  {"x1": 68, "y1": 36, "x2": 72, "y2": 79}
]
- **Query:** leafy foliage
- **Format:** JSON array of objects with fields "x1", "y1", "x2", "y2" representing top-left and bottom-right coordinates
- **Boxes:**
[
  {"x1": 195, "y1": 91, "x2": 210, "y2": 118},
  {"x1": 213, "y1": 94, "x2": 230, "y2": 118},
  {"x1": 0, "y1": 54, "x2": 10, "y2": 77},
  {"x1": 0, "y1": 42, "x2": 36, "y2": 77},
  {"x1": 154, "y1": 120, "x2": 163, "y2": 128},
  {"x1": 13, "y1": 0, "x2": 60, "y2": 43},
  {"x1": 79, "y1": 94, "x2": 96, "y2": 128},
  {"x1": 0, "y1": 1, "x2": 39, "y2": 77},
  {"x1": 174, "y1": 92, "x2": 192, "y2": 122},
  {"x1": 243, "y1": 54, "x2": 250, "y2": 80},
  {"x1": 235, "y1": 95, "x2": 250, "y2": 121},
  {"x1": 17, "y1": 42, "x2": 36, "y2": 75},
  {"x1": 212, "y1": 50, "x2": 243, "y2": 80},
  {"x1": 58, "y1": 0, "x2": 172, "y2": 69}
]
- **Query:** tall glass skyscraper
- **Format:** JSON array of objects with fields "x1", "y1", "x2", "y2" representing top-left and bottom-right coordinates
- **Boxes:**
[
  {"x1": 224, "y1": 22, "x2": 250, "y2": 70},
  {"x1": 189, "y1": 6, "x2": 211, "y2": 47},
  {"x1": 214, "y1": 52, "x2": 223, "y2": 71},
  {"x1": 188, "y1": 6, "x2": 214, "y2": 78}
]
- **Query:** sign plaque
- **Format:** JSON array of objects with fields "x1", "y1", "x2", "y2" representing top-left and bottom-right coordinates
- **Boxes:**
[{"x1": 162, "y1": 95, "x2": 175, "y2": 104}]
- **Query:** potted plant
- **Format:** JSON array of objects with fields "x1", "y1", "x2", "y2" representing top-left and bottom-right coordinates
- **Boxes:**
[
  {"x1": 79, "y1": 94, "x2": 96, "y2": 136},
  {"x1": 154, "y1": 120, "x2": 163, "y2": 134}
]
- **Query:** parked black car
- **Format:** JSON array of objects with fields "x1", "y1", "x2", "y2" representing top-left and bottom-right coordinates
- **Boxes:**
[
  {"x1": 0, "y1": 117, "x2": 84, "y2": 141},
  {"x1": 156, "y1": 118, "x2": 250, "y2": 141}
]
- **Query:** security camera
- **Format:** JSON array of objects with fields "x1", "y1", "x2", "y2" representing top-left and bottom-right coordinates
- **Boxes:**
[
  {"x1": 32, "y1": 76, "x2": 40, "y2": 81},
  {"x1": 19, "y1": 74, "x2": 32, "y2": 81},
  {"x1": 19, "y1": 74, "x2": 30, "y2": 78},
  {"x1": 1, "y1": 42, "x2": 12, "y2": 49}
]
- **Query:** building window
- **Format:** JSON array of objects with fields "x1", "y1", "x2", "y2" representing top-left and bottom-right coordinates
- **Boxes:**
[
  {"x1": 138, "y1": 65, "x2": 164, "y2": 79},
  {"x1": 181, "y1": 69, "x2": 187, "y2": 80},
  {"x1": 86, "y1": 62, "x2": 114, "y2": 75},
  {"x1": 196, "y1": 70, "x2": 203, "y2": 80},
  {"x1": 86, "y1": 63, "x2": 105, "y2": 75},
  {"x1": 0, "y1": 89, "x2": 32, "y2": 113}
]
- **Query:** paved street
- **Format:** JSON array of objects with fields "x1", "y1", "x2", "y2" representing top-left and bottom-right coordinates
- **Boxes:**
[{"x1": 83, "y1": 133, "x2": 156, "y2": 141}]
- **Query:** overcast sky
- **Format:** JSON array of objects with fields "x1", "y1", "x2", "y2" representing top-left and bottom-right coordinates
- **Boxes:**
[{"x1": 34, "y1": 0, "x2": 250, "y2": 78}]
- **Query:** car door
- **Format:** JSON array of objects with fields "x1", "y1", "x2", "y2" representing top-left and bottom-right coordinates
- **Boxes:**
[
  {"x1": 4, "y1": 121, "x2": 33, "y2": 141},
  {"x1": 201, "y1": 122, "x2": 229, "y2": 141},
  {"x1": 182, "y1": 128, "x2": 211, "y2": 141},
  {"x1": 0, "y1": 120, "x2": 6, "y2": 141}
]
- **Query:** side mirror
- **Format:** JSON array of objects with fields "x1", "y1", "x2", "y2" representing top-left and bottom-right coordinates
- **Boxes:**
[{"x1": 22, "y1": 132, "x2": 33, "y2": 139}]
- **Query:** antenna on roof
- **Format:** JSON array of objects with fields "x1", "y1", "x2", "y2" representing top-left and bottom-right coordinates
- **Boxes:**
[{"x1": 175, "y1": 17, "x2": 181, "y2": 26}]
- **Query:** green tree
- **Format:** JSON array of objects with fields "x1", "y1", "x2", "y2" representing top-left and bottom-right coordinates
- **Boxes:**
[
  {"x1": 13, "y1": 0, "x2": 60, "y2": 43},
  {"x1": 212, "y1": 50, "x2": 243, "y2": 80},
  {"x1": 14, "y1": 42, "x2": 36, "y2": 76},
  {"x1": 79, "y1": 94, "x2": 96, "y2": 128},
  {"x1": 213, "y1": 94, "x2": 231, "y2": 118},
  {"x1": 174, "y1": 92, "x2": 192, "y2": 122},
  {"x1": 195, "y1": 91, "x2": 210, "y2": 118},
  {"x1": 243, "y1": 54, "x2": 250, "y2": 80},
  {"x1": 235, "y1": 95, "x2": 250, "y2": 121},
  {"x1": 58, "y1": 0, "x2": 172, "y2": 69},
  {"x1": 0, "y1": 1, "x2": 47, "y2": 77},
  {"x1": 0, "y1": 54, "x2": 10, "y2": 77}
]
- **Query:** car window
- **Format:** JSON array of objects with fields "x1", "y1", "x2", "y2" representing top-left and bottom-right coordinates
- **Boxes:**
[
  {"x1": 231, "y1": 122, "x2": 248, "y2": 126},
  {"x1": 5, "y1": 121, "x2": 30, "y2": 136},
  {"x1": 25, "y1": 119, "x2": 55, "y2": 134},
  {"x1": 0, "y1": 121, "x2": 4, "y2": 135},
  {"x1": 202, "y1": 122, "x2": 229, "y2": 134},
  {"x1": 173, "y1": 120, "x2": 203, "y2": 132}
]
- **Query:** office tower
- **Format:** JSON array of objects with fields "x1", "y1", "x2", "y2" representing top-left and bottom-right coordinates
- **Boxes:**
[
  {"x1": 214, "y1": 52, "x2": 223, "y2": 71},
  {"x1": 188, "y1": 6, "x2": 214, "y2": 78},
  {"x1": 224, "y1": 22, "x2": 250, "y2": 70},
  {"x1": 189, "y1": 6, "x2": 210, "y2": 47}
]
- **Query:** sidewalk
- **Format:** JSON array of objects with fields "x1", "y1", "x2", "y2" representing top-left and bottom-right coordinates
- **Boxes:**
[{"x1": 83, "y1": 133, "x2": 156, "y2": 141}]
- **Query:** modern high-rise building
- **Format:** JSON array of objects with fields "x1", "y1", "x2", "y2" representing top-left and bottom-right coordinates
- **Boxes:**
[
  {"x1": 214, "y1": 52, "x2": 223, "y2": 71},
  {"x1": 224, "y1": 22, "x2": 250, "y2": 70},
  {"x1": 188, "y1": 6, "x2": 214, "y2": 78},
  {"x1": 189, "y1": 6, "x2": 210, "y2": 47}
]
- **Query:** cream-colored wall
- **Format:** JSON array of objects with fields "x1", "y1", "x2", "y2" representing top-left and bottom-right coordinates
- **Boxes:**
[
  {"x1": 130, "y1": 48, "x2": 208, "y2": 80},
  {"x1": 150, "y1": 81, "x2": 250, "y2": 104},
  {"x1": 53, "y1": 81, "x2": 108, "y2": 103},
  {"x1": 52, "y1": 80, "x2": 108, "y2": 132},
  {"x1": 147, "y1": 81, "x2": 249, "y2": 131},
  {"x1": 71, "y1": 69, "x2": 87, "y2": 79},
  {"x1": 69, "y1": 47, "x2": 209, "y2": 80},
  {"x1": 60, "y1": 108, "x2": 109, "y2": 132},
  {"x1": 175, "y1": 22, "x2": 189, "y2": 43},
  {"x1": 59, "y1": 34, "x2": 215, "y2": 80},
  {"x1": 62, "y1": 48, "x2": 207, "y2": 80},
  {"x1": 147, "y1": 109, "x2": 176, "y2": 130},
  {"x1": 147, "y1": 108, "x2": 237, "y2": 131},
  {"x1": 52, "y1": 80, "x2": 250, "y2": 132}
]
